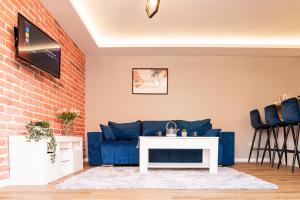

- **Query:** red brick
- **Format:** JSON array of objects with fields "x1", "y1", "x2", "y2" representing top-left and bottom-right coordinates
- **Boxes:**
[
  {"x1": 4, "y1": 90, "x2": 20, "y2": 100},
  {"x1": 0, "y1": 139, "x2": 7, "y2": 146},
  {"x1": 0, "y1": 172, "x2": 9, "y2": 180},
  {"x1": 0, "y1": 0, "x2": 86, "y2": 181}
]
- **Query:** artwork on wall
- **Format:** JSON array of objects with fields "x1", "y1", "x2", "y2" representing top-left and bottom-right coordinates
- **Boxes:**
[{"x1": 132, "y1": 68, "x2": 168, "y2": 94}]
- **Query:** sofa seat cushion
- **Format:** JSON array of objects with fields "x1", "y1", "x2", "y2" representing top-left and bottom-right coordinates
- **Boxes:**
[
  {"x1": 101, "y1": 140, "x2": 139, "y2": 165},
  {"x1": 142, "y1": 120, "x2": 171, "y2": 136},
  {"x1": 108, "y1": 121, "x2": 141, "y2": 140},
  {"x1": 100, "y1": 124, "x2": 116, "y2": 141},
  {"x1": 176, "y1": 119, "x2": 212, "y2": 136}
]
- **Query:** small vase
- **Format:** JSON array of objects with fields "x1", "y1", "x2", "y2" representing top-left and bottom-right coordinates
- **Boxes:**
[{"x1": 63, "y1": 121, "x2": 73, "y2": 136}]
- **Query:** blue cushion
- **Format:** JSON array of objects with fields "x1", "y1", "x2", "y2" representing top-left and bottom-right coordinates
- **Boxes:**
[
  {"x1": 202, "y1": 129, "x2": 221, "y2": 137},
  {"x1": 176, "y1": 119, "x2": 211, "y2": 136},
  {"x1": 142, "y1": 120, "x2": 170, "y2": 136},
  {"x1": 108, "y1": 121, "x2": 141, "y2": 140},
  {"x1": 100, "y1": 124, "x2": 116, "y2": 141}
]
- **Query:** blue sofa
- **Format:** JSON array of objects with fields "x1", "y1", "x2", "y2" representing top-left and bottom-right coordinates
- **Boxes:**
[{"x1": 88, "y1": 119, "x2": 235, "y2": 166}]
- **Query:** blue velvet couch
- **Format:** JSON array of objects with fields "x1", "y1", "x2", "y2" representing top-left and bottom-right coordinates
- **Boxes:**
[{"x1": 88, "y1": 120, "x2": 235, "y2": 166}]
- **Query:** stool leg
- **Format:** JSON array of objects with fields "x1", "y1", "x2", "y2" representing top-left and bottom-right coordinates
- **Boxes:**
[
  {"x1": 296, "y1": 123, "x2": 300, "y2": 168},
  {"x1": 291, "y1": 125, "x2": 300, "y2": 173},
  {"x1": 256, "y1": 128, "x2": 263, "y2": 164},
  {"x1": 283, "y1": 126, "x2": 288, "y2": 166},
  {"x1": 277, "y1": 125, "x2": 290, "y2": 169},
  {"x1": 295, "y1": 124, "x2": 300, "y2": 168},
  {"x1": 267, "y1": 128, "x2": 272, "y2": 163},
  {"x1": 248, "y1": 129, "x2": 258, "y2": 163},
  {"x1": 271, "y1": 126, "x2": 280, "y2": 168},
  {"x1": 261, "y1": 128, "x2": 271, "y2": 165}
]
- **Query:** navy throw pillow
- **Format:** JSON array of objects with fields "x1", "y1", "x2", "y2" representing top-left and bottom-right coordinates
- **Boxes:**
[
  {"x1": 108, "y1": 121, "x2": 141, "y2": 140},
  {"x1": 176, "y1": 119, "x2": 211, "y2": 136},
  {"x1": 100, "y1": 124, "x2": 116, "y2": 141},
  {"x1": 202, "y1": 129, "x2": 221, "y2": 137},
  {"x1": 141, "y1": 120, "x2": 170, "y2": 136}
]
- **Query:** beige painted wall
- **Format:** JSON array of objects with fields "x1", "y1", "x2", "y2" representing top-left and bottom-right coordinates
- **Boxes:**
[{"x1": 86, "y1": 56, "x2": 300, "y2": 159}]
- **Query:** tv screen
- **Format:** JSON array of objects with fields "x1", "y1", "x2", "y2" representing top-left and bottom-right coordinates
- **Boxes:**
[{"x1": 16, "y1": 14, "x2": 61, "y2": 78}]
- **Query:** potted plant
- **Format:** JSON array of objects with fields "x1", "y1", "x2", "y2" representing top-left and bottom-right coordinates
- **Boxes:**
[
  {"x1": 25, "y1": 121, "x2": 56, "y2": 163},
  {"x1": 57, "y1": 108, "x2": 80, "y2": 135},
  {"x1": 181, "y1": 128, "x2": 188, "y2": 137}
]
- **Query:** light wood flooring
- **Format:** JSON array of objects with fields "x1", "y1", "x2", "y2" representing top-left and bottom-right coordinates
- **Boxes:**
[{"x1": 0, "y1": 163, "x2": 299, "y2": 200}]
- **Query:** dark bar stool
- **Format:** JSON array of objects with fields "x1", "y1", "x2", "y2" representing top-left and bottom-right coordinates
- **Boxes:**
[
  {"x1": 278, "y1": 98, "x2": 300, "y2": 172},
  {"x1": 248, "y1": 109, "x2": 271, "y2": 164},
  {"x1": 261, "y1": 105, "x2": 287, "y2": 167}
]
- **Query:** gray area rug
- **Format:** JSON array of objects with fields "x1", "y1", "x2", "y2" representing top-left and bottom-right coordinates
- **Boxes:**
[{"x1": 56, "y1": 167, "x2": 278, "y2": 190}]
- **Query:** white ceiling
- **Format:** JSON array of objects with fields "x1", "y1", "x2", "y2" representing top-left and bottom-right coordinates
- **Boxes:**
[{"x1": 42, "y1": 0, "x2": 300, "y2": 56}]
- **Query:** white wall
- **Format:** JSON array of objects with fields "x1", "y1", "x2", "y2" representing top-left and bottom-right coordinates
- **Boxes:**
[{"x1": 86, "y1": 55, "x2": 300, "y2": 159}]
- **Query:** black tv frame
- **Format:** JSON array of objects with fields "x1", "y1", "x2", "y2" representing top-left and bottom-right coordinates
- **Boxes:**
[{"x1": 15, "y1": 13, "x2": 61, "y2": 78}]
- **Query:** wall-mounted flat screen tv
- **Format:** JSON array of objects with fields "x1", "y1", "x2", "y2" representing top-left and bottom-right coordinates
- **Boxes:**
[{"x1": 15, "y1": 13, "x2": 61, "y2": 78}]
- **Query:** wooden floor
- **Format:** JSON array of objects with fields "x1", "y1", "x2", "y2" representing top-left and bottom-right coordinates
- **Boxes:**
[{"x1": 0, "y1": 163, "x2": 299, "y2": 200}]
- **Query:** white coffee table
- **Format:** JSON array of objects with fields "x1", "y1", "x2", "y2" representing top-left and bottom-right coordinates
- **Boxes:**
[{"x1": 139, "y1": 136, "x2": 219, "y2": 174}]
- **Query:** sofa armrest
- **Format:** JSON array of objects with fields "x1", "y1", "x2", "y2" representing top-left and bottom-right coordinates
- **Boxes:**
[
  {"x1": 219, "y1": 132, "x2": 235, "y2": 166},
  {"x1": 87, "y1": 132, "x2": 103, "y2": 166}
]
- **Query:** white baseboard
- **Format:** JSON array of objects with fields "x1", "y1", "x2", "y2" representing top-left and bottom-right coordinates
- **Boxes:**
[{"x1": 0, "y1": 179, "x2": 9, "y2": 187}]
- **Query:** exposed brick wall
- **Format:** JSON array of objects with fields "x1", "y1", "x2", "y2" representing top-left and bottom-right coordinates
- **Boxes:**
[{"x1": 0, "y1": 0, "x2": 86, "y2": 181}]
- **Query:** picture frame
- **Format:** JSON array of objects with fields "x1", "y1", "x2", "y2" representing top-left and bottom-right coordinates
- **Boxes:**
[{"x1": 132, "y1": 68, "x2": 168, "y2": 95}]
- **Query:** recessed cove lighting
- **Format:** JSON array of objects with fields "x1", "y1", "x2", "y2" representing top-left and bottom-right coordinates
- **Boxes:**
[{"x1": 69, "y1": 0, "x2": 300, "y2": 48}]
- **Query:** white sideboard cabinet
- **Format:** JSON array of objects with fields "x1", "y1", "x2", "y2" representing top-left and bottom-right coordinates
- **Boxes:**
[{"x1": 9, "y1": 136, "x2": 83, "y2": 185}]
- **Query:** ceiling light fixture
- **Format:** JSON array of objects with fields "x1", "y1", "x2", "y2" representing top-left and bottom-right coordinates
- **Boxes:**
[{"x1": 146, "y1": 0, "x2": 160, "y2": 18}]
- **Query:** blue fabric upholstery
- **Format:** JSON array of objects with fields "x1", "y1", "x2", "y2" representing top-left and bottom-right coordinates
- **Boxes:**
[
  {"x1": 100, "y1": 124, "x2": 116, "y2": 141},
  {"x1": 264, "y1": 105, "x2": 285, "y2": 126},
  {"x1": 108, "y1": 121, "x2": 141, "y2": 140},
  {"x1": 220, "y1": 132, "x2": 235, "y2": 166},
  {"x1": 142, "y1": 120, "x2": 170, "y2": 136},
  {"x1": 87, "y1": 132, "x2": 103, "y2": 166},
  {"x1": 202, "y1": 129, "x2": 221, "y2": 137},
  {"x1": 281, "y1": 98, "x2": 300, "y2": 124},
  {"x1": 101, "y1": 140, "x2": 139, "y2": 165},
  {"x1": 176, "y1": 119, "x2": 211, "y2": 136},
  {"x1": 88, "y1": 120, "x2": 235, "y2": 166},
  {"x1": 250, "y1": 109, "x2": 268, "y2": 129}
]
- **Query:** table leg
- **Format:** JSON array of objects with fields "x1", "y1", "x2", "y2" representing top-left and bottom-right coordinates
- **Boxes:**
[
  {"x1": 139, "y1": 145, "x2": 148, "y2": 173},
  {"x1": 202, "y1": 149, "x2": 209, "y2": 166},
  {"x1": 209, "y1": 146, "x2": 218, "y2": 174}
]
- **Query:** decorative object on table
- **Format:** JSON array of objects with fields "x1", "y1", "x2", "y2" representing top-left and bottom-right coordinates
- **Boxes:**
[
  {"x1": 181, "y1": 128, "x2": 187, "y2": 137},
  {"x1": 132, "y1": 68, "x2": 168, "y2": 94},
  {"x1": 25, "y1": 121, "x2": 56, "y2": 163},
  {"x1": 192, "y1": 131, "x2": 198, "y2": 137},
  {"x1": 146, "y1": 0, "x2": 160, "y2": 18},
  {"x1": 57, "y1": 108, "x2": 80, "y2": 135},
  {"x1": 165, "y1": 121, "x2": 179, "y2": 137},
  {"x1": 155, "y1": 130, "x2": 163, "y2": 136}
]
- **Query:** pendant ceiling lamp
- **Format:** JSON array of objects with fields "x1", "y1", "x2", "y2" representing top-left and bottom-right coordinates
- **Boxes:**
[{"x1": 146, "y1": 0, "x2": 160, "y2": 18}]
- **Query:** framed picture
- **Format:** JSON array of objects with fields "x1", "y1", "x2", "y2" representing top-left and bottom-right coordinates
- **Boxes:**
[{"x1": 132, "y1": 68, "x2": 168, "y2": 94}]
